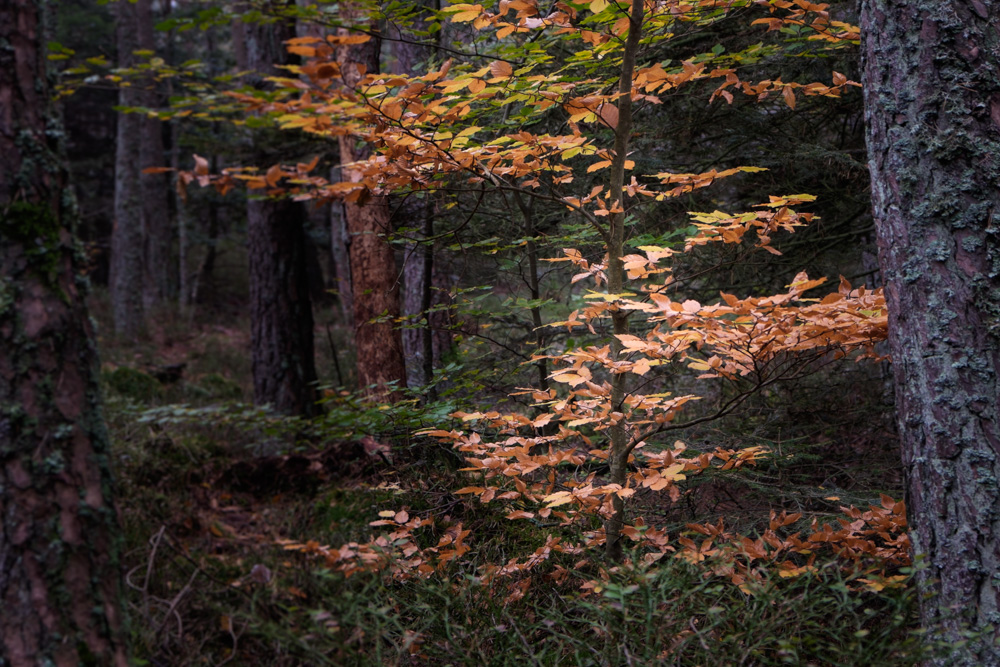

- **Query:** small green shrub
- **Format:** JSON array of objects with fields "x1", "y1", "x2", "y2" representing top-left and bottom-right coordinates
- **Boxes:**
[
  {"x1": 194, "y1": 372, "x2": 244, "y2": 400},
  {"x1": 103, "y1": 366, "x2": 163, "y2": 402}
]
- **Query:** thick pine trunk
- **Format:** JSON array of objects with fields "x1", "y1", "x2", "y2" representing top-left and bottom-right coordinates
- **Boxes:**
[
  {"x1": 247, "y1": 198, "x2": 318, "y2": 415},
  {"x1": 861, "y1": 2, "x2": 1000, "y2": 663},
  {"x1": 0, "y1": 2, "x2": 128, "y2": 664},
  {"x1": 111, "y1": 0, "x2": 145, "y2": 338},
  {"x1": 338, "y1": 17, "x2": 407, "y2": 399},
  {"x1": 243, "y1": 5, "x2": 319, "y2": 416}
]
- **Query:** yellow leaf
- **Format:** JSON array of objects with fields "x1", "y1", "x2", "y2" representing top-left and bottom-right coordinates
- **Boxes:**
[
  {"x1": 542, "y1": 491, "x2": 574, "y2": 507},
  {"x1": 590, "y1": 0, "x2": 609, "y2": 12},
  {"x1": 583, "y1": 291, "x2": 636, "y2": 301},
  {"x1": 451, "y1": 6, "x2": 484, "y2": 22},
  {"x1": 859, "y1": 578, "x2": 886, "y2": 592},
  {"x1": 662, "y1": 463, "x2": 687, "y2": 482},
  {"x1": 552, "y1": 372, "x2": 586, "y2": 386},
  {"x1": 325, "y1": 34, "x2": 371, "y2": 45}
]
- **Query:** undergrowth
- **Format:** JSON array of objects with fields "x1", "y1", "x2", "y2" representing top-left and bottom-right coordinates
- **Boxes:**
[
  {"x1": 97, "y1": 306, "x2": 941, "y2": 666},
  {"x1": 107, "y1": 395, "x2": 940, "y2": 666}
]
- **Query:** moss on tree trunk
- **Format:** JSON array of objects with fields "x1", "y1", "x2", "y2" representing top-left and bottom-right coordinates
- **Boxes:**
[{"x1": 0, "y1": 2, "x2": 128, "y2": 664}]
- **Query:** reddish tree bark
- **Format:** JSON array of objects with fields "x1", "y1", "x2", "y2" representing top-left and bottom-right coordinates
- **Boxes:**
[
  {"x1": 0, "y1": 1, "x2": 128, "y2": 664},
  {"x1": 338, "y1": 16, "x2": 407, "y2": 399},
  {"x1": 862, "y1": 1, "x2": 1000, "y2": 663}
]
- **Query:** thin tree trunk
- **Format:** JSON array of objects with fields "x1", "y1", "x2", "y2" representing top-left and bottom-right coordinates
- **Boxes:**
[
  {"x1": 402, "y1": 211, "x2": 434, "y2": 389},
  {"x1": 330, "y1": 170, "x2": 354, "y2": 327},
  {"x1": 190, "y1": 194, "x2": 220, "y2": 307},
  {"x1": 111, "y1": 0, "x2": 145, "y2": 338},
  {"x1": 137, "y1": 0, "x2": 172, "y2": 307},
  {"x1": 390, "y1": 4, "x2": 437, "y2": 390},
  {"x1": 170, "y1": 126, "x2": 191, "y2": 311},
  {"x1": 243, "y1": 4, "x2": 319, "y2": 415},
  {"x1": 420, "y1": 208, "x2": 436, "y2": 397},
  {"x1": 166, "y1": 1, "x2": 188, "y2": 314},
  {"x1": 338, "y1": 13, "x2": 407, "y2": 399},
  {"x1": 513, "y1": 191, "x2": 549, "y2": 393},
  {"x1": 861, "y1": 2, "x2": 1000, "y2": 663},
  {"x1": 604, "y1": 0, "x2": 644, "y2": 562},
  {"x1": 0, "y1": 2, "x2": 128, "y2": 663}
]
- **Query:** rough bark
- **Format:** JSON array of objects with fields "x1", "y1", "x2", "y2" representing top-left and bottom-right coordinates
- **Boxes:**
[
  {"x1": 243, "y1": 5, "x2": 319, "y2": 416},
  {"x1": 391, "y1": 8, "x2": 437, "y2": 391},
  {"x1": 247, "y1": 199, "x2": 318, "y2": 415},
  {"x1": 137, "y1": 0, "x2": 172, "y2": 307},
  {"x1": 401, "y1": 204, "x2": 435, "y2": 389},
  {"x1": 338, "y1": 17, "x2": 408, "y2": 399},
  {"x1": 0, "y1": 2, "x2": 129, "y2": 664},
  {"x1": 861, "y1": 2, "x2": 1000, "y2": 663},
  {"x1": 111, "y1": 0, "x2": 145, "y2": 338}
]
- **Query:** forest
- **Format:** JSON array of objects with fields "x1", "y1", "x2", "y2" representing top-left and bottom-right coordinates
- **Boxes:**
[{"x1": 1, "y1": 0, "x2": 999, "y2": 665}]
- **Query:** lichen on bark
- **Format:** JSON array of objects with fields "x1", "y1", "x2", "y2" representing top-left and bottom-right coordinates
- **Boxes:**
[
  {"x1": 0, "y1": 1, "x2": 129, "y2": 664},
  {"x1": 862, "y1": 1, "x2": 1000, "y2": 663}
]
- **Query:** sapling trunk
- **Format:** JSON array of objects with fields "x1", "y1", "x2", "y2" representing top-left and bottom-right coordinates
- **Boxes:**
[
  {"x1": 513, "y1": 190, "x2": 549, "y2": 392},
  {"x1": 603, "y1": 0, "x2": 645, "y2": 562}
]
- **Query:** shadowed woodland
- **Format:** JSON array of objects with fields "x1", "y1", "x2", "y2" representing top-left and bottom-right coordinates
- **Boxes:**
[{"x1": 1, "y1": 0, "x2": 999, "y2": 665}]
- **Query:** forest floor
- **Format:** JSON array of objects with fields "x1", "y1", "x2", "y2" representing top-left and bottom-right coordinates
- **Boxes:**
[{"x1": 92, "y1": 294, "x2": 939, "y2": 666}]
